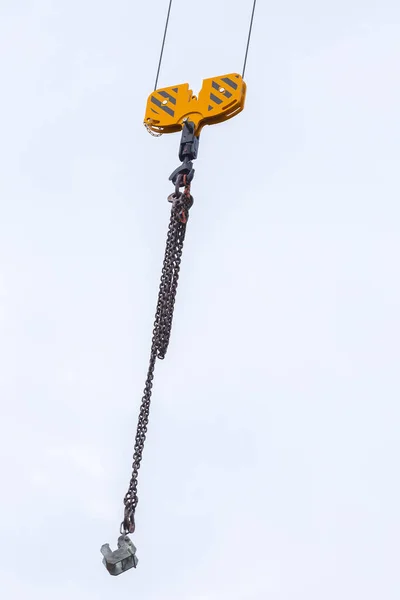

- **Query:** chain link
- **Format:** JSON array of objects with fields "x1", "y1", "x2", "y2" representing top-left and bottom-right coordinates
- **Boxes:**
[
  {"x1": 122, "y1": 186, "x2": 194, "y2": 535},
  {"x1": 144, "y1": 122, "x2": 163, "y2": 137}
]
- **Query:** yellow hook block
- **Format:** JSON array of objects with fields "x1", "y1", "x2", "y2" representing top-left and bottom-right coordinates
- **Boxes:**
[{"x1": 144, "y1": 73, "x2": 246, "y2": 136}]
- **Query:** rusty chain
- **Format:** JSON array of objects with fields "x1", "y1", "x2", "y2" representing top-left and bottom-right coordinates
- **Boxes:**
[{"x1": 121, "y1": 178, "x2": 193, "y2": 535}]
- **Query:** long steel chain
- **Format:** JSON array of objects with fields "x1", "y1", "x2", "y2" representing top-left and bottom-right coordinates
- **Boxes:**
[{"x1": 121, "y1": 182, "x2": 193, "y2": 535}]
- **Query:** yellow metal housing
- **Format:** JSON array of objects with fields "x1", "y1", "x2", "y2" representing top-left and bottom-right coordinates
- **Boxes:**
[{"x1": 144, "y1": 73, "x2": 246, "y2": 136}]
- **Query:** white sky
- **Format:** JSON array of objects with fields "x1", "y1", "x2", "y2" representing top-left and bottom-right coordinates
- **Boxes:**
[{"x1": 1, "y1": 0, "x2": 399, "y2": 598}]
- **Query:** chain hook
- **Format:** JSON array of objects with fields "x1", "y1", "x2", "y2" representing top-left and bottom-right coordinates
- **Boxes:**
[
  {"x1": 121, "y1": 508, "x2": 136, "y2": 535},
  {"x1": 175, "y1": 176, "x2": 183, "y2": 198},
  {"x1": 167, "y1": 172, "x2": 193, "y2": 223}
]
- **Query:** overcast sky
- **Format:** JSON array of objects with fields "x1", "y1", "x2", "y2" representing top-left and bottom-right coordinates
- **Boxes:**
[{"x1": 1, "y1": 0, "x2": 399, "y2": 598}]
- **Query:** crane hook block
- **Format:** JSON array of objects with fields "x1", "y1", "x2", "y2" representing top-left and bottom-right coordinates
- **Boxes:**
[
  {"x1": 144, "y1": 73, "x2": 246, "y2": 136},
  {"x1": 100, "y1": 535, "x2": 138, "y2": 575}
]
